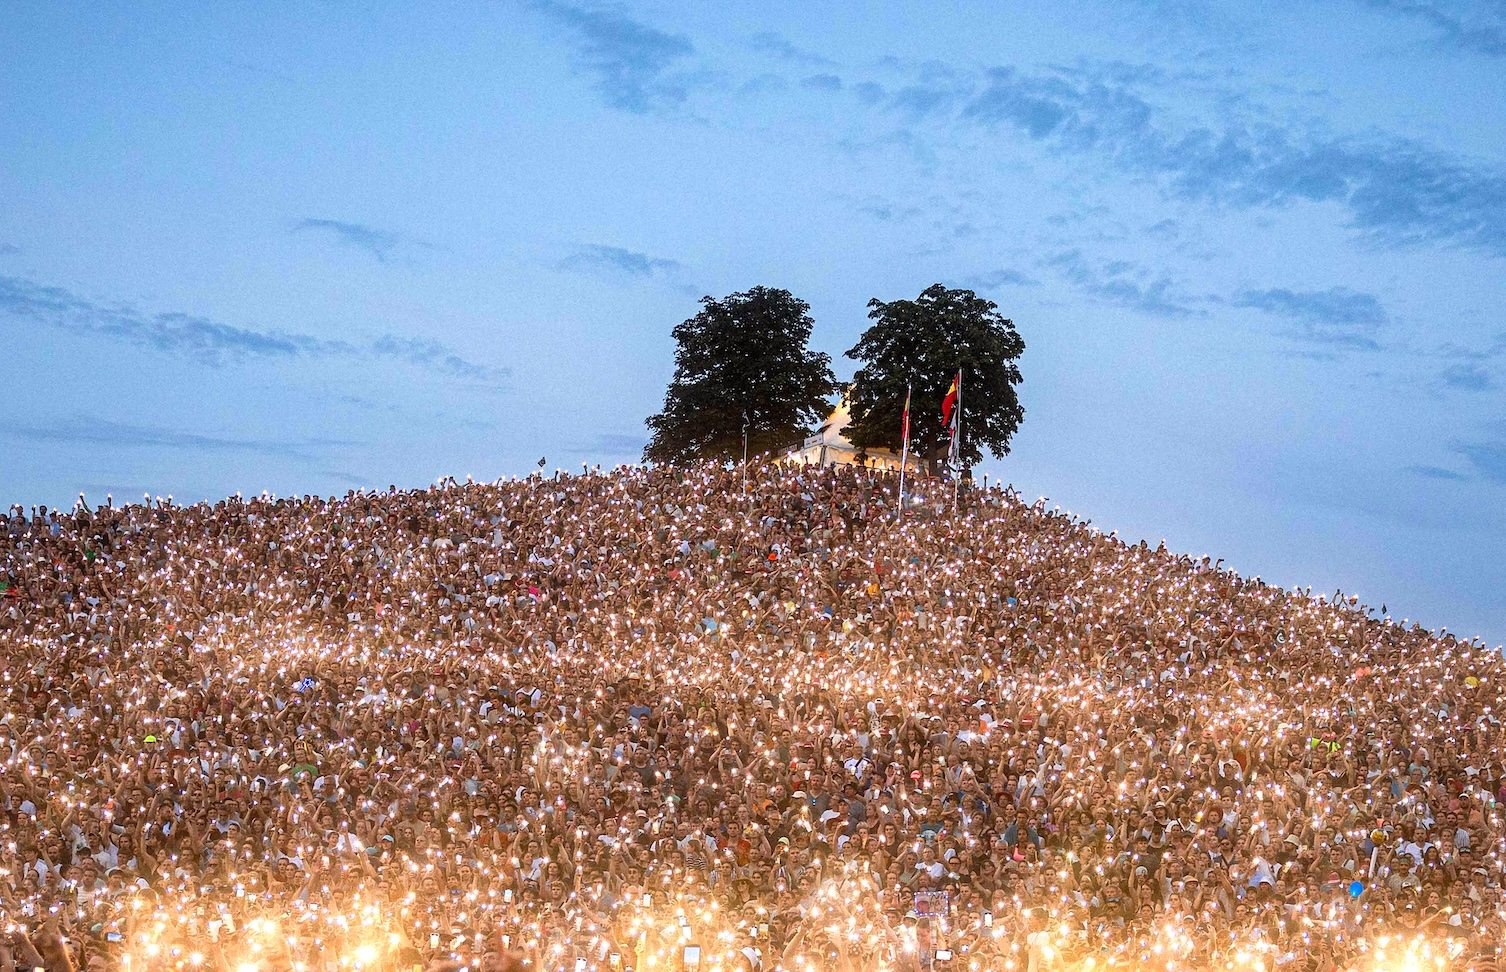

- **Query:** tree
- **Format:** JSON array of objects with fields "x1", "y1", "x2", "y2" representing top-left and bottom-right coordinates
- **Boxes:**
[
  {"x1": 644, "y1": 288, "x2": 839, "y2": 466},
  {"x1": 844, "y1": 283, "x2": 1024, "y2": 472}
]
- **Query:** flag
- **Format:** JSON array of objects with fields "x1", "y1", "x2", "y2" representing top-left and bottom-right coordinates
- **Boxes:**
[
  {"x1": 945, "y1": 369, "x2": 962, "y2": 469},
  {"x1": 897, "y1": 382, "x2": 913, "y2": 517}
]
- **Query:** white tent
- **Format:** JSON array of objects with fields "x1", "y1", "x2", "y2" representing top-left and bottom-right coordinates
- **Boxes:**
[{"x1": 783, "y1": 395, "x2": 919, "y2": 472}]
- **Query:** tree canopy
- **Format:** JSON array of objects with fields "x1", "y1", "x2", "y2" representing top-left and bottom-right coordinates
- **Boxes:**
[
  {"x1": 644, "y1": 287, "x2": 839, "y2": 466},
  {"x1": 844, "y1": 283, "x2": 1025, "y2": 471}
]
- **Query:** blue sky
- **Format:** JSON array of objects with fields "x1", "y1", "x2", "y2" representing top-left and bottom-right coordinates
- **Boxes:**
[{"x1": 1, "y1": 1, "x2": 1503, "y2": 643}]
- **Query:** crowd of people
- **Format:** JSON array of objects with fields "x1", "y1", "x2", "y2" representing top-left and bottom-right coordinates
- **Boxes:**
[{"x1": 0, "y1": 461, "x2": 1502, "y2": 972}]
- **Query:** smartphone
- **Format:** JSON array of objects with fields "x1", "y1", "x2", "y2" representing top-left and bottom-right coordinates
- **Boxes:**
[
  {"x1": 935, "y1": 949, "x2": 954, "y2": 961},
  {"x1": 983, "y1": 911, "x2": 993, "y2": 928},
  {"x1": 503, "y1": 888, "x2": 513, "y2": 903},
  {"x1": 430, "y1": 933, "x2": 441, "y2": 949},
  {"x1": 576, "y1": 961, "x2": 588, "y2": 972},
  {"x1": 106, "y1": 932, "x2": 124, "y2": 943},
  {"x1": 683, "y1": 945, "x2": 702, "y2": 966}
]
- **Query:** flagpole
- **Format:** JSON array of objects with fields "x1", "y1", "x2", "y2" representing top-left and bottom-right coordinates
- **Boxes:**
[
  {"x1": 953, "y1": 368, "x2": 963, "y2": 512},
  {"x1": 897, "y1": 382, "x2": 912, "y2": 521}
]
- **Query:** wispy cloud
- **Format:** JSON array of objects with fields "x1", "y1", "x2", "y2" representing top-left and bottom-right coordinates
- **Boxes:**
[
  {"x1": 851, "y1": 81, "x2": 887, "y2": 106},
  {"x1": 957, "y1": 269, "x2": 1039, "y2": 290},
  {"x1": 1362, "y1": 0, "x2": 1506, "y2": 58},
  {"x1": 1438, "y1": 362, "x2": 1495, "y2": 391},
  {"x1": 886, "y1": 66, "x2": 976, "y2": 121},
  {"x1": 559, "y1": 244, "x2": 683, "y2": 278},
  {"x1": 368, "y1": 335, "x2": 499, "y2": 382},
  {"x1": 1456, "y1": 441, "x2": 1506, "y2": 484},
  {"x1": 1233, "y1": 287, "x2": 1387, "y2": 350},
  {"x1": 1045, "y1": 249, "x2": 1204, "y2": 317},
  {"x1": 857, "y1": 200, "x2": 920, "y2": 222},
  {"x1": 955, "y1": 64, "x2": 1506, "y2": 259},
  {"x1": 750, "y1": 32, "x2": 836, "y2": 68},
  {"x1": 292, "y1": 218, "x2": 402, "y2": 263},
  {"x1": 6, "y1": 416, "x2": 361, "y2": 463},
  {"x1": 1, "y1": 275, "x2": 313, "y2": 359},
  {"x1": 1436, "y1": 333, "x2": 1506, "y2": 363},
  {"x1": 0, "y1": 274, "x2": 503, "y2": 380},
  {"x1": 529, "y1": 0, "x2": 696, "y2": 113},
  {"x1": 1406, "y1": 463, "x2": 1469, "y2": 481},
  {"x1": 800, "y1": 73, "x2": 843, "y2": 92}
]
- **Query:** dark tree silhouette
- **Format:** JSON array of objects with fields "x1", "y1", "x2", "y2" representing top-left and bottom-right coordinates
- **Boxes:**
[
  {"x1": 845, "y1": 283, "x2": 1024, "y2": 473},
  {"x1": 645, "y1": 288, "x2": 839, "y2": 466}
]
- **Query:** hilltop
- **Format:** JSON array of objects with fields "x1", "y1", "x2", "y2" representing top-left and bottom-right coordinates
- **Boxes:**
[{"x1": 1, "y1": 463, "x2": 1500, "y2": 970}]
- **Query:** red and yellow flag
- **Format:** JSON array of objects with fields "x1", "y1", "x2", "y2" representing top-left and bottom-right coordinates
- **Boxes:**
[{"x1": 941, "y1": 373, "x2": 959, "y2": 428}]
